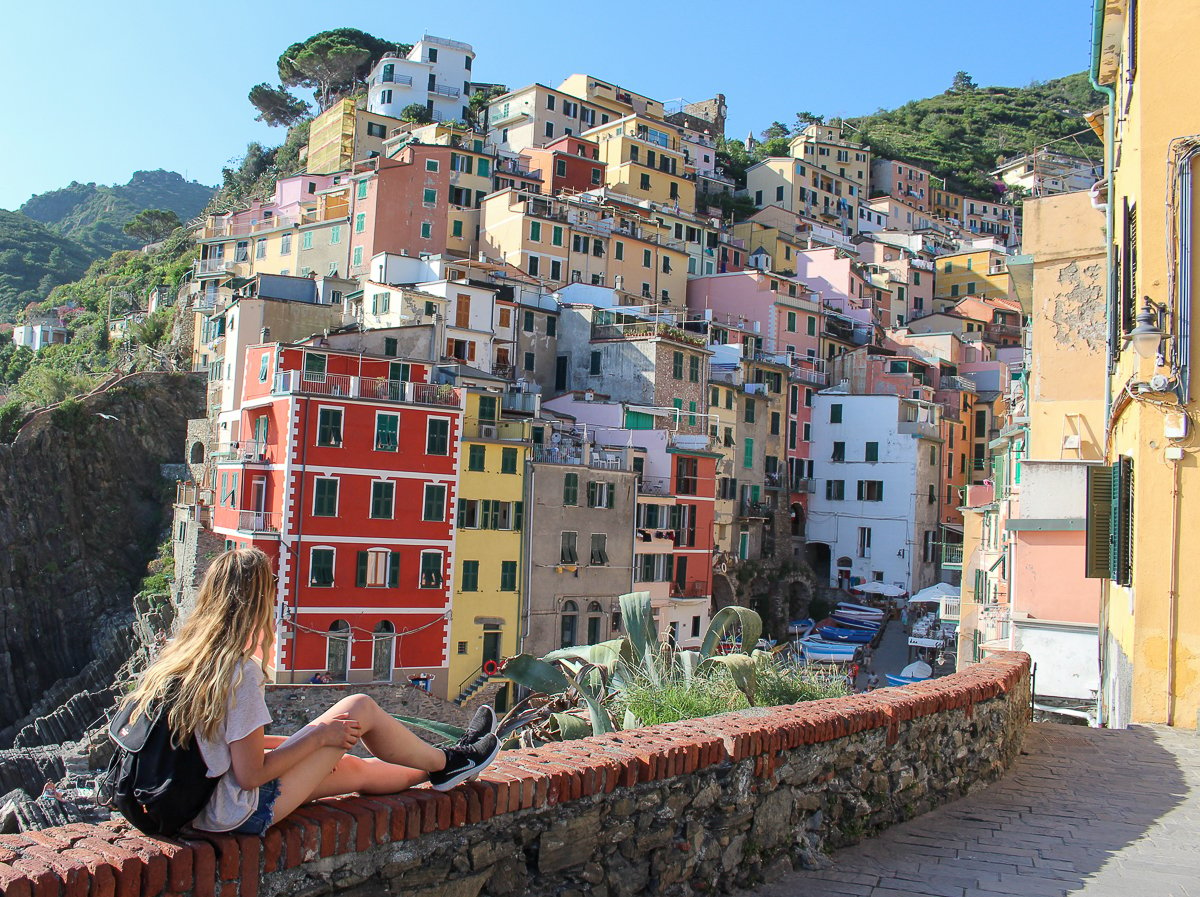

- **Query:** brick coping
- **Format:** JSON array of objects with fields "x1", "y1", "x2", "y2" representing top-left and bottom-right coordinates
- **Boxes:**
[{"x1": 0, "y1": 652, "x2": 1030, "y2": 897}]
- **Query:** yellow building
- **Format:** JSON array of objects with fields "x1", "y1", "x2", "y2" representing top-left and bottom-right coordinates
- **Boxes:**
[
  {"x1": 1091, "y1": 0, "x2": 1200, "y2": 728},
  {"x1": 479, "y1": 188, "x2": 689, "y2": 304},
  {"x1": 306, "y1": 98, "x2": 406, "y2": 175},
  {"x1": 448, "y1": 390, "x2": 532, "y2": 711},
  {"x1": 933, "y1": 248, "x2": 1012, "y2": 308},
  {"x1": 582, "y1": 114, "x2": 695, "y2": 209}
]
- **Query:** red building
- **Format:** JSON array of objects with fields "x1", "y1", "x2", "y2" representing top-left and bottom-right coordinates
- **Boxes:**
[
  {"x1": 523, "y1": 135, "x2": 606, "y2": 195},
  {"x1": 667, "y1": 445, "x2": 718, "y2": 640},
  {"x1": 212, "y1": 337, "x2": 464, "y2": 691}
]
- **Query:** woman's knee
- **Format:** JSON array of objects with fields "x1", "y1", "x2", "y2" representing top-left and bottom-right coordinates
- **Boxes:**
[{"x1": 332, "y1": 693, "x2": 379, "y2": 722}]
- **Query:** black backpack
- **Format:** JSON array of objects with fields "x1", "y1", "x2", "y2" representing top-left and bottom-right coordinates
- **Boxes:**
[{"x1": 96, "y1": 698, "x2": 218, "y2": 836}]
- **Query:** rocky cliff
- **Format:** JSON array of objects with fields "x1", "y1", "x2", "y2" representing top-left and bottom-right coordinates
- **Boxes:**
[{"x1": 0, "y1": 372, "x2": 203, "y2": 737}]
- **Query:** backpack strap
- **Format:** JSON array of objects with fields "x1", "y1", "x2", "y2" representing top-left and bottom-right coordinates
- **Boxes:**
[{"x1": 109, "y1": 700, "x2": 162, "y2": 752}]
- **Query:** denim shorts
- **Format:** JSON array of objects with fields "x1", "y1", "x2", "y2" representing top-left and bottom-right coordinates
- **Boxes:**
[{"x1": 233, "y1": 779, "x2": 281, "y2": 835}]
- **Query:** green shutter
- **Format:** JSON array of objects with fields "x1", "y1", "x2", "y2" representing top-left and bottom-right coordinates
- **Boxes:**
[
  {"x1": 513, "y1": 501, "x2": 524, "y2": 530},
  {"x1": 1085, "y1": 464, "x2": 1114, "y2": 579},
  {"x1": 357, "y1": 551, "x2": 368, "y2": 587},
  {"x1": 1112, "y1": 456, "x2": 1134, "y2": 586},
  {"x1": 389, "y1": 551, "x2": 400, "y2": 588},
  {"x1": 587, "y1": 481, "x2": 597, "y2": 507}
]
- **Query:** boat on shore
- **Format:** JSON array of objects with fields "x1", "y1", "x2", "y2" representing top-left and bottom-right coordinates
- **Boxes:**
[{"x1": 814, "y1": 624, "x2": 875, "y2": 644}]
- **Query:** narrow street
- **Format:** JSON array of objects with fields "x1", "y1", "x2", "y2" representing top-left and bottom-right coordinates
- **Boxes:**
[{"x1": 745, "y1": 722, "x2": 1200, "y2": 897}]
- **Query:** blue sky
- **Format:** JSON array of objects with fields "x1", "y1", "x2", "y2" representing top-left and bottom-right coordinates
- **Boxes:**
[{"x1": 0, "y1": 0, "x2": 1096, "y2": 211}]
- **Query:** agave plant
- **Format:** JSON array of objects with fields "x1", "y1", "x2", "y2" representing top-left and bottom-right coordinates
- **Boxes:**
[{"x1": 395, "y1": 592, "x2": 822, "y2": 748}]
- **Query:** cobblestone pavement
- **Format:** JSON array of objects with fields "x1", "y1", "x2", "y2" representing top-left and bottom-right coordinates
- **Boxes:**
[{"x1": 751, "y1": 722, "x2": 1199, "y2": 897}]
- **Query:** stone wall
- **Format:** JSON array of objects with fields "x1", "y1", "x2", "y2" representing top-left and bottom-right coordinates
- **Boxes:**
[
  {"x1": 0, "y1": 652, "x2": 1031, "y2": 897},
  {"x1": 265, "y1": 683, "x2": 472, "y2": 740}
]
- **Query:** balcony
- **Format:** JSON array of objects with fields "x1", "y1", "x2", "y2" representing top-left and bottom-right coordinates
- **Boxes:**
[
  {"x1": 373, "y1": 72, "x2": 414, "y2": 87},
  {"x1": 898, "y1": 419, "x2": 940, "y2": 439},
  {"x1": 941, "y1": 375, "x2": 977, "y2": 392},
  {"x1": 195, "y1": 259, "x2": 235, "y2": 276},
  {"x1": 764, "y1": 471, "x2": 783, "y2": 491},
  {"x1": 670, "y1": 580, "x2": 710, "y2": 600},
  {"x1": 273, "y1": 371, "x2": 464, "y2": 408},
  {"x1": 503, "y1": 391, "x2": 541, "y2": 414},
  {"x1": 792, "y1": 477, "x2": 816, "y2": 494},
  {"x1": 463, "y1": 418, "x2": 528, "y2": 441},
  {"x1": 739, "y1": 500, "x2": 774, "y2": 519},
  {"x1": 940, "y1": 598, "x2": 961, "y2": 620},
  {"x1": 940, "y1": 543, "x2": 964, "y2": 567},
  {"x1": 430, "y1": 84, "x2": 461, "y2": 98},
  {"x1": 590, "y1": 319, "x2": 706, "y2": 347},
  {"x1": 238, "y1": 510, "x2": 281, "y2": 536},
  {"x1": 791, "y1": 357, "x2": 827, "y2": 387},
  {"x1": 637, "y1": 475, "x2": 671, "y2": 496},
  {"x1": 175, "y1": 483, "x2": 213, "y2": 507},
  {"x1": 211, "y1": 440, "x2": 272, "y2": 463}
]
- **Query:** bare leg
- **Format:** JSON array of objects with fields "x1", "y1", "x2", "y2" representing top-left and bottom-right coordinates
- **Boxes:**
[{"x1": 270, "y1": 694, "x2": 447, "y2": 823}]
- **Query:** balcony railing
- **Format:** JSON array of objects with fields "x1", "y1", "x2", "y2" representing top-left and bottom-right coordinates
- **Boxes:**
[
  {"x1": 238, "y1": 510, "x2": 281, "y2": 535},
  {"x1": 739, "y1": 500, "x2": 773, "y2": 518},
  {"x1": 670, "y1": 580, "x2": 710, "y2": 600},
  {"x1": 637, "y1": 475, "x2": 671, "y2": 496},
  {"x1": 504, "y1": 392, "x2": 541, "y2": 414},
  {"x1": 463, "y1": 418, "x2": 528, "y2": 441},
  {"x1": 430, "y1": 84, "x2": 461, "y2": 98},
  {"x1": 273, "y1": 371, "x2": 463, "y2": 407},
  {"x1": 176, "y1": 483, "x2": 213, "y2": 506},
  {"x1": 532, "y1": 445, "x2": 584, "y2": 466},
  {"x1": 590, "y1": 320, "x2": 706, "y2": 346},
  {"x1": 898, "y1": 419, "x2": 940, "y2": 439},
  {"x1": 941, "y1": 375, "x2": 977, "y2": 392},
  {"x1": 373, "y1": 72, "x2": 414, "y2": 87},
  {"x1": 211, "y1": 441, "x2": 273, "y2": 463},
  {"x1": 940, "y1": 543, "x2": 964, "y2": 566},
  {"x1": 195, "y1": 259, "x2": 235, "y2": 275},
  {"x1": 940, "y1": 598, "x2": 961, "y2": 620},
  {"x1": 792, "y1": 361, "x2": 828, "y2": 387},
  {"x1": 764, "y1": 471, "x2": 783, "y2": 490},
  {"x1": 792, "y1": 477, "x2": 816, "y2": 494}
]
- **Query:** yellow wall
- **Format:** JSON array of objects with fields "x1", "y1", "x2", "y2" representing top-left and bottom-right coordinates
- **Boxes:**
[
  {"x1": 934, "y1": 250, "x2": 1011, "y2": 304},
  {"x1": 1023, "y1": 192, "x2": 1108, "y2": 461},
  {"x1": 586, "y1": 116, "x2": 695, "y2": 209},
  {"x1": 1099, "y1": 0, "x2": 1200, "y2": 728},
  {"x1": 448, "y1": 391, "x2": 529, "y2": 702}
]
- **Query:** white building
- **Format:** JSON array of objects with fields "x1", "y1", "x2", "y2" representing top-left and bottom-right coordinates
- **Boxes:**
[
  {"x1": 11, "y1": 319, "x2": 68, "y2": 352},
  {"x1": 807, "y1": 391, "x2": 942, "y2": 593},
  {"x1": 366, "y1": 36, "x2": 477, "y2": 124},
  {"x1": 991, "y1": 150, "x2": 1100, "y2": 197}
]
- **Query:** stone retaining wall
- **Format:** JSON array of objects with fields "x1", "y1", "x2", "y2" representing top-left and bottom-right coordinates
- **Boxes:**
[{"x1": 0, "y1": 652, "x2": 1031, "y2": 897}]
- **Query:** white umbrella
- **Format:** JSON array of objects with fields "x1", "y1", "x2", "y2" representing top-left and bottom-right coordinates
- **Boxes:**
[
  {"x1": 910, "y1": 582, "x2": 959, "y2": 604},
  {"x1": 855, "y1": 581, "x2": 906, "y2": 597}
]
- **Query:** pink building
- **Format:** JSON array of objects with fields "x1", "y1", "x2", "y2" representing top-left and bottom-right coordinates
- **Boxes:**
[
  {"x1": 870, "y1": 159, "x2": 931, "y2": 212},
  {"x1": 856, "y1": 237, "x2": 936, "y2": 324}
]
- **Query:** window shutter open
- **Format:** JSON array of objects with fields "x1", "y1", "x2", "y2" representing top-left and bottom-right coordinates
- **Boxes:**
[
  {"x1": 1112, "y1": 456, "x2": 1134, "y2": 586},
  {"x1": 1085, "y1": 465, "x2": 1114, "y2": 579},
  {"x1": 357, "y1": 551, "x2": 369, "y2": 588},
  {"x1": 389, "y1": 551, "x2": 400, "y2": 588}
]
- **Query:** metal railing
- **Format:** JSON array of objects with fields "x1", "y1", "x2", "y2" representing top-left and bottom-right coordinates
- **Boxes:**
[
  {"x1": 195, "y1": 259, "x2": 235, "y2": 275},
  {"x1": 940, "y1": 598, "x2": 961, "y2": 620},
  {"x1": 792, "y1": 477, "x2": 816, "y2": 494},
  {"x1": 374, "y1": 72, "x2": 414, "y2": 87},
  {"x1": 504, "y1": 392, "x2": 540, "y2": 414},
  {"x1": 237, "y1": 511, "x2": 281, "y2": 535},
  {"x1": 430, "y1": 84, "x2": 461, "y2": 98},
  {"x1": 590, "y1": 320, "x2": 706, "y2": 346},
  {"x1": 670, "y1": 580, "x2": 710, "y2": 599},
  {"x1": 637, "y1": 475, "x2": 671, "y2": 496},
  {"x1": 739, "y1": 500, "x2": 774, "y2": 518},
  {"x1": 210, "y1": 440, "x2": 272, "y2": 463},
  {"x1": 940, "y1": 543, "x2": 964, "y2": 566},
  {"x1": 273, "y1": 371, "x2": 463, "y2": 407}
]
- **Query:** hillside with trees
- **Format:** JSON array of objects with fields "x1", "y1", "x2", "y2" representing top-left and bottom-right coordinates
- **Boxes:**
[{"x1": 0, "y1": 211, "x2": 96, "y2": 320}]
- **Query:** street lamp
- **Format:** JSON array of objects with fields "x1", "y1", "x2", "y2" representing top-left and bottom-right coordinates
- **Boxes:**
[{"x1": 1125, "y1": 297, "x2": 1171, "y2": 360}]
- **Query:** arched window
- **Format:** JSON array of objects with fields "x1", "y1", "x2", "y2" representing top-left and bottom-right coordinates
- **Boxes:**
[
  {"x1": 560, "y1": 600, "x2": 578, "y2": 648},
  {"x1": 327, "y1": 620, "x2": 350, "y2": 681},
  {"x1": 372, "y1": 620, "x2": 395, "y2": 681},
  {"x1": 586, "y1": 601, "x2": 603, "y2": 645}
]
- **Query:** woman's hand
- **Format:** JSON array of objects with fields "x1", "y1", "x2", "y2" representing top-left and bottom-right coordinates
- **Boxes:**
[{"x1": 318, "y1": 713, "x2": 362, "y2": 750}]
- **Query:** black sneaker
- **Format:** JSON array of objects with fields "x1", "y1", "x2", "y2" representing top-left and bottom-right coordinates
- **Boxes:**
[
  {"x1": 429, "y1": 734, "x2": 500, "y2": 791},
  {"x1": 458, "y1": 705, "x2": 497, "y2": 745}
]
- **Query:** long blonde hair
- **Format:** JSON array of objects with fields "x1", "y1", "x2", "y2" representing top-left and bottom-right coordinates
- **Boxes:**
[{"x1": 124, "y1": 548, "x2": 276, "y2": 741}]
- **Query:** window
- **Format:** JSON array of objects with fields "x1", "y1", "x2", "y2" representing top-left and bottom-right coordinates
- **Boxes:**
[
  {"x1": 357, "y1": 549, "x2": 399, "y2": 588},
  {"x1": 546, "y1": 316, "x2": 557, "y2": 337},
  {"x1": 501, "y1": 447, "x2": 518, "y2": 474},
  {"x1": 281, "y1": 233, "x2": 292, "y2": 254},
  {"x1": 524, "y1": 351, "x2": 535, "y2": 371},
  {"x1": 423, "y1": 188, "x2": 437, "y2": 205},
  {"x1": 425, "y1": 159, "x2": 439, "y2": 172},
  {"x1": 310, "y1": 548, "x2": 335, "y2": 587},
  {"x1": 787, "y1": 311, "x2": 796, "y2": 332},
  {"x1": 523, "y1": 310, "x2": 535, "y2": 333},
  {"x1": 304, "y1": 352, "x2": 327, "y2": 382},
  {"x1": 688, "y1": 355, "x2": 700, "y2": 383},
  {"x1": 560, "y1": 532, "x2": 578, "y2": 564},
  {"x1": 826, "y1": 479, "x2": 845, "y2": 500},
  {"x1": 530, "y1": 221, "x2": 541, "y2": 242},
  {"x1": 423, "y1": 484, "x2": 446, "y2": 521},
  {"x1": 560, "y1": 600, "x2": 577, "y2": 648},
  {"x1": 370, "y1": 481, "x2": 394, "y2": 518},
  {"x1": 615, "y1": 241, "x2": 624, "y2": 261},
  {"x1": 551, "y1": 226, "x2": 564, "y2": 247},
  {"x1": 640, "y1": 173, "x2": 651, "y2": 190},
  {"x1": 468, "y1": 444, "x2": 485, "y2": 471},
  {"x1": 587, "y1": 481, "x2": 615, "y2": 509},
  {"x1": 317, "y1": 408, "x2": 342, "y2": 447},
  {"x1": 857, "y1": 480, "x2": 884, "y2": 501},
  {"x1": 743, "y1": 437, "x2": 755, "y2": 469},
  {"x1": 929, "y1": 484, "x2": 937, "y2": 505},
  {"x1": 643, "y1": 249, "x2": 652, "y2": 268},
  {"x1": 590, "y1": 533, "x2": 609, "y2": 566},
  {"x1": 461, "y1": 560, "x2": 479, "y2": 592},
  {"x1": 313, "y1": 478, "x2": 338, "y2": 516},
  {"x1": 675, "y1": 456, "x2": 698, "y2": 495},
  {"x1": 590, "y1": 350, "x2": 602, "y2": 375},
  {"x1": 356, "y1": 180, "x2": 369, "y2": 199},
  {"x1": 420, "y1": 222, "x2": 432, "y2": 240},
  {"x1": 353, "y1": 246, "x2": 363, "y2": 267},
  {"x1": 426, "y1": 419, "x2": 449, "y2": 455},
  {"x1": 865, "y1": 441, "x2": 879, "y2": 462},
  {"x1": 301, "y1": 231, "x2": 313, "y2": 250},
  {"x1": 500, "y1": 560, "x2": 518, "y2": 591},
  {"x1": 255, "y1": 239, "x2": 266, "y2": 259},
  {"x1": 452, "y1": 219, "x2": 463, "y2": 238},
  {"x1": 830, "y1": 403, "x2": 843, "y2": 423},
  {"x1": 355, "y1": 213, "x2": 366, "y2": 233},
  {"x1": 419, "y1": 551, "x2": 444, "y2": 588},
  {"x1": 857, "y1": 527, "x2": 872, "y2": 558},
  {"x1": 832, "y1": 441, "x2": 845, "y2": 462},
  {"x1": 744, "y1": 399, "x2": 756, "y2": 423},
  {"x1": 672, "y1": 351, "x2": 684, "y2": 379},
  {"x1": 563, "y1": 472, "x2": 579, "y2": 506}
]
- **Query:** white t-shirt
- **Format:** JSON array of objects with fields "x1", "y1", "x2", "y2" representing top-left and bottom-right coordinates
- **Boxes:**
[{"x1": 191, "y1": 660, "x2": 273, "y2": 832}]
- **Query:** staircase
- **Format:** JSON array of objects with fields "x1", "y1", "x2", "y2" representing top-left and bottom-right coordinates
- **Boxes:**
[{"x1": 453, "y1": 674, "x2": 490, "y2": 706}]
